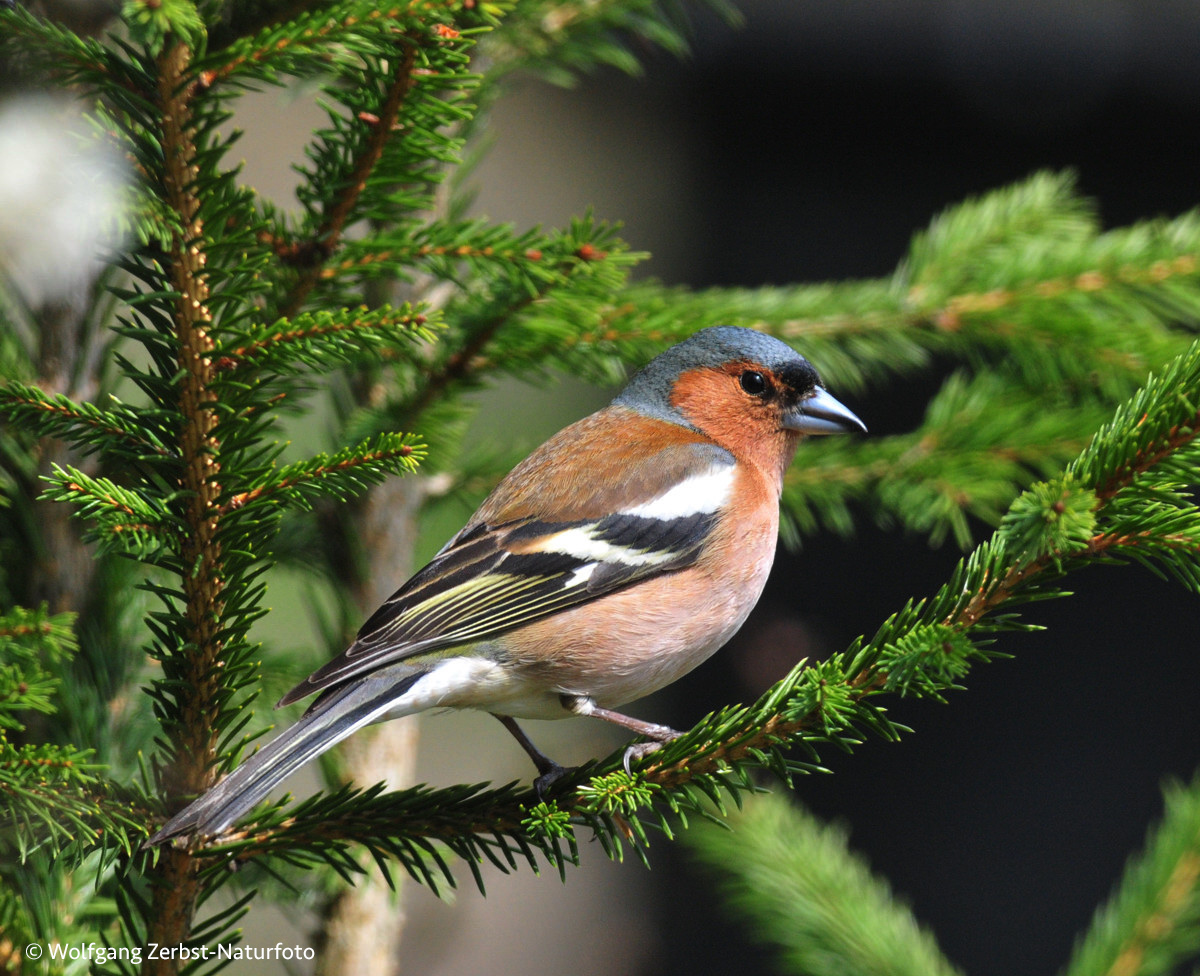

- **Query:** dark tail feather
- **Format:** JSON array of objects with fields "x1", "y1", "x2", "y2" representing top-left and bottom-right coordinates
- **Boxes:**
[{"x1": 146, "y1": 668, "x2": 426, "y2": 846}]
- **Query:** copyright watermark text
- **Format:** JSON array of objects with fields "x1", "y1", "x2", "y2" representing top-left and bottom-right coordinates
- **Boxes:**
[{"x1": 26, "y1": 941, "x2": 315, "y2": 966}]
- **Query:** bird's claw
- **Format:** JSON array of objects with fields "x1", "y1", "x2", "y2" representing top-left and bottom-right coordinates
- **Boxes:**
[
  {"x1": 622, "y1": 730, "x2": 682, "y2": 775},
  {"x1": 532, "y1": 761, "x2": 573, "y2": 800}
]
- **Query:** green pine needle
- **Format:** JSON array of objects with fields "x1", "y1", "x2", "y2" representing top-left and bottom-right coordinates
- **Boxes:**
[
  {"x1": 1064, "y1": 773, "x2": 1200, "y2": 976},
  {"x1": 688, "y1": 793, "x2": 963, "y2": 976}
]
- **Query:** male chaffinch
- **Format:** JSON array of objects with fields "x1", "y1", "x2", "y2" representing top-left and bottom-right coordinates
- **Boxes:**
[{"x1": 148, "y1": 325, "x2": 865, "y2": 845}]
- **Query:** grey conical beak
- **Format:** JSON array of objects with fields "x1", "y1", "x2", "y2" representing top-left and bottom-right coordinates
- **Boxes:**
[{"x1": 784, "y1": 387, "x2": 867, "y2": 436}]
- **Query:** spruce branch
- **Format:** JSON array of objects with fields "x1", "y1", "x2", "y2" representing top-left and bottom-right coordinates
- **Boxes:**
[
  {"x1": 782, "y1": 370, "x2": 1105, "y2": 546},
  {"x1": 196, "y1": 0, "x2": 412, "y2": 88},
  {"x1": 279, "y1": 28, "x2": 424, "y2": 318},
  {"x1": 905, "y1": 169, "x2": 1097, "y2": 292},
  {"x1": 141, "y1": 35, "x2": 230, "y2": 973},
  {"x1": 687, "y1": 794, "x2": 962, "y2": 976},
  {"x1": 1064, "y1": 773, "x2": 1200, "y2": 976},
  {"x1": 0, "y1": 6, "x2": 140, "y2": 95},
  {"x1": 221, "y1": 432, "x2": 425, "y2": 515},
  {"x1": 0, "y1": 604, "x2": 146, "y2": 859},
  {"x1": 0, "y1": 604, "x2": 78, "y2": 730},
  {"x1": 40, "y1": 464, "x2": 178, "y2": 559},
  {"x1": 302, "y1": 44, "x2": 418, "y2": 270},
  {"x1": 193, "y1": 781, "x2": 540, "y2": 897},
  {"x1": 0, "y1": 737, "x2": 143, "y2": 856},
  {"x1": 0, "y1": 383, "x2": 174, "y2": 461},
  {"x1": 482, "y1": 0, "x2": 740, "y2": 87},
  {"x1": 397, "y1": 218, "x2": 640, "y2": 419},
  {"x1": 317, "y1": 219, "x2": 561, "y2": 288},
  {"x1": 214, "y1": 303, "x2": 438, "y2": 375},
  {"x1": 267, "y1": 4, "x2": 498, "y2": 321}
]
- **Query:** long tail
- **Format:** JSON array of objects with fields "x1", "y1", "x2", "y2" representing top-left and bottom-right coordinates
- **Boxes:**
[{"x1": 146, "y1": 667, "x2": 427, "y2": 846}]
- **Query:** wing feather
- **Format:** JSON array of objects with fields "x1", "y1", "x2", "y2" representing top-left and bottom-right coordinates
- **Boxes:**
[{"x1": 278, "y1": 439, "x2": 736, "y2": 707}]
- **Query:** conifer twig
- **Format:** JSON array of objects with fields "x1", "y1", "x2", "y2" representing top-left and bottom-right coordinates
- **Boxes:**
[
  {"x1": 279, "y1": 42, "x2": 419, "y2": 319},
  {"x1": 687, "y1": 795, "x2": 962, "y2": 976},
  {"x1": 1064, "y1": 774, "x2": 1200, "y2": 976},
  {"x1": 144, "y1": 37, "x2": 224, "y2": 973}
]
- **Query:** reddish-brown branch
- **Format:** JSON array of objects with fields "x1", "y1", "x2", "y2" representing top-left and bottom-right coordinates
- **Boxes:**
[
  {"x1": 403, "y1": 317, "x2": 507, "y2": 420},
  {"x1": 221, "y1": 444, "x2": 416, "y2": 513},
  {"x1": 214, "y1": 308, "x2": 428, "y2": 371},
  {"x1": 319, "y1": 241, "x2": 547, "y2": 279},
  {"x1": 62, "y1": 481, "x2": 138, "y2": 518},
  {"x1": 200, "y1": 4, "x2": 415, "y2": 88},
  {"x1": 279, "y1": 43, "x2": 419, "y2": 320},
  {"x1": 1095, "y1": 415, "x2": 1200, "y2": 502},
  {"x1": 143, "y1": 39, "x2": 224, "y2": 976},
  {"x1": 16, "y1": 393, "x2": 172, "y2": 455},
  {"x1": 0, "y1": 620, "x2": 56, "y2": 639}
]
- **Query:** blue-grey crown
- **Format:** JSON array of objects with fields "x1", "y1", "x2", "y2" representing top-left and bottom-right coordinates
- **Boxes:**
[{"x1": 611, "y1": 326, "x2": 818, "y2": 427}]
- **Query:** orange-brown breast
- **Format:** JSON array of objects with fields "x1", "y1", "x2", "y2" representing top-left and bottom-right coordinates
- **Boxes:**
[{"x1": 499, "y1": 459, "x2": 781, "y2": 709}]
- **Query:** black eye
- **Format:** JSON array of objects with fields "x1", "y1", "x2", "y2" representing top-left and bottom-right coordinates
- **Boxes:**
[{"x1": 740, "y1": 370, "x2": 769, "y2": 397}]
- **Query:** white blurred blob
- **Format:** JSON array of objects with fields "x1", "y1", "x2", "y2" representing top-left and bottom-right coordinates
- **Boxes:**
[{"x1": 0, "y1": 96, "x2": 128, "y2": 308}]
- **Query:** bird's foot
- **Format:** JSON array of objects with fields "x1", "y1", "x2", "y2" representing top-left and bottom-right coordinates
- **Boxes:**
[
  {"x1": 494, "y1": 715, "x2": 579, "y2": 800},
  {"x1": 622, "y1": 729, "x2": 683, "y2": 775},
  {"x1": 532, "y1": 761, "x2": 575, "y2": 800}
]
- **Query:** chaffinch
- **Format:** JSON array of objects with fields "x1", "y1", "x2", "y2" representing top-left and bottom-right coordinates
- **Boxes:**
[{"x1": 148, "y1": 325, "x2": 865, "y2": 845}]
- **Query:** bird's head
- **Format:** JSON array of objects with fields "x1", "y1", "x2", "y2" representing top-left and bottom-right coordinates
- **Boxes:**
[{"x1": 613, "y1": 326, "x2": 865, "y2": 476}]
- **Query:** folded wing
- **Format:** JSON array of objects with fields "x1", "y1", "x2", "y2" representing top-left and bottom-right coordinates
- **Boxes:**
[{"x1": 278, "y1": 439, "x2": 736, "y2": 708}]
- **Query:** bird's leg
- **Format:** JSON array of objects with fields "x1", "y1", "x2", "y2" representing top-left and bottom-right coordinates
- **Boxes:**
[
  {"x1": 495, "y1": 714, "x2": 571, "y2": 797},
  {"x1": 561, "y1": 695, "x2": 682, "y2": 774}
]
